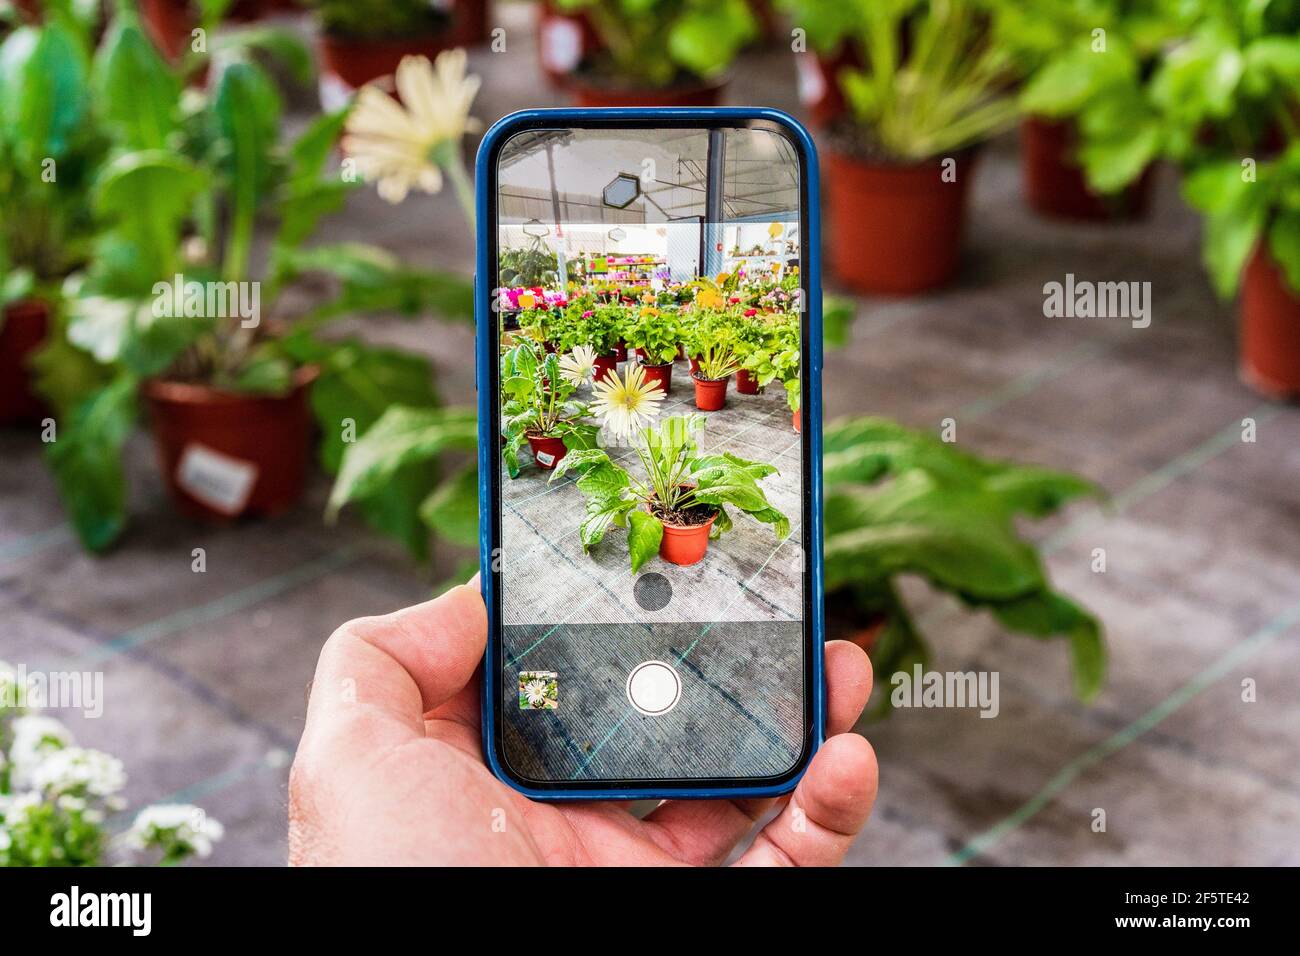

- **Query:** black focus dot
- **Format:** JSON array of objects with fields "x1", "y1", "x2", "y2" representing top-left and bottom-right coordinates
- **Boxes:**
[{"x1": 633, "y1": 573, "x2": 672, "y2": 611}]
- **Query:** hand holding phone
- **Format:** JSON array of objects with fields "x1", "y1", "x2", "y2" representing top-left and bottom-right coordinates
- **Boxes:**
[{"x1": 477, "y1": 109, "x2": 826, "y2": 799}]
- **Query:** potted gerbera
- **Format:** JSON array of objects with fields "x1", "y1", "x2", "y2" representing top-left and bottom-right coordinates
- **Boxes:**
[
  {"x1": 500, "y1": 339, "x2": 599, "y2": 475},
  {"x1": 998, "y1": 0, "x2": 1181, "y2": 221},
  {"x1": 551, "y1": 413, "x2": 788, "y2": 569},
  {"x1": 39, "y1": 23, "x2": 476, "y2": 551},
  {"x1": 627, "y1": 305, "x2": 682, "y2": 395},
  {"x1": 548, "y1": 0, "x2": 759, "y2": 106},
  {"x1": 808, "y1": 0, "x2": 1019, "y2": 294}
]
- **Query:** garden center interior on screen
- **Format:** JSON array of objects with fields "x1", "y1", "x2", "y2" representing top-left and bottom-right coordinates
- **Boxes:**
[{"x1": 494, "y1": 124, "x2": 809, "y2": 783}]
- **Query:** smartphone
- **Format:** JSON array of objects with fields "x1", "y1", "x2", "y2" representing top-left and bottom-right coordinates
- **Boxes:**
[{"x1": 475, "y1": 108, "x2": 824, "y2": 799}]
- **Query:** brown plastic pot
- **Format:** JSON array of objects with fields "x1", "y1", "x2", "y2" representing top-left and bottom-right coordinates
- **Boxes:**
[
  {"x1": 826, "y1": 146, "x2": 975, "y2": 294},
  {"x1": 144, "y1": 367, "x2": 317, "y2": 523},
  {"x1": 319, "y1": 31, "x2": 458, "y2": 92},
  {"x1": 736, "y1": 368, "x2": 759, "y2": 394},
  {"x1": 1020, "y1": 117, "x2": 1155, "y2": 222},
  {"x1": 639, "y1": 360, "x2": 673, "y2": 396},
  {"x1": 1240, "y1": 245, "x2": 1300, "y2": 400},
  {"x1": 592, "y1": 353, "x2": 618, "y2": 384},
  {"x1": 526, "y1": 432, "x2": 568, "y2": 470},
  {"x1": 692, "y1": 374, "x2": 728, "y2": 411},
  {"x1": 568, "y1": 74, "x2": 726, "y2": 108},
  {"x1": 658, "y1": 509, "x2": 717, "y2": 567},
  {"x1": 0, "y1": 298, "x2": 50, "y2": 426}
]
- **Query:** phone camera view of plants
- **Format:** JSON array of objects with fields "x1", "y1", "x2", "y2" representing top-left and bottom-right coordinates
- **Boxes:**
[{"x1": 496, "y1": 126, "x2": 807, "y2": 782}]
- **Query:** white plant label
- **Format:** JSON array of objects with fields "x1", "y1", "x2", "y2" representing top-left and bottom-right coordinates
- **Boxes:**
[
  {"x1": 794, "y1": 54, "x2": 826, "y2": 106},
  {"x1": 318, "y1": 72, "x2": 354, "y2": 113},
  {"x1": 176, "y1": 443, "x2": 257, "y2": 515},
  {"x1": 535, "y1": 450, "x2": 557, "y2": 468}
]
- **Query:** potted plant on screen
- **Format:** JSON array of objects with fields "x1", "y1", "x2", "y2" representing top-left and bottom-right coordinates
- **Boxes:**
[
  {"x1": 500, "y1": 339, "x2": 600, "y2": 475},
  {"x1": 0, "y1": 9, "x2": 105, "y2": 427},
  {"x1": 997, "y1": 0, "x2": 1183, "y2": 221},
  {"x1": 627, "y1": 305, "x2": 682, "y2": 395},
  {"x1": 551, "y1": 413, "x2": 789, "y2": 569},
  {"x1": 547, "y1": 0, "x2": 759, "y2": 107},
  {"x1": 1152, "y1": 3, "x2": 1300, "y2": 397},
  {"x1": 687, "y1": 319, "x2": 742, "y2": 411},
  {"x1": 822, "y1": 416, "x2": 1106, "y2": 714},
  {"x1": 811, "y1": 0, "x2": 1019, "y2": 294},
  {"x1": 37, "y1": 19, "x2": 476, "y2": 551}
]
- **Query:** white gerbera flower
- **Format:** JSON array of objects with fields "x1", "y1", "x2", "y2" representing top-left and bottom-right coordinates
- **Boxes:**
[
  {"x1": 342, "y1": 49, "x2": 482, "y2": 205},
  {"x1": 591, "y1": 364, "x2": 666, "y2": 443},
  {"x1": 523, "y1": 679, "x2": 549, "y2": 706},
  {"x1": 558, "y1": 345, "x2": 597, "y2": 386}
]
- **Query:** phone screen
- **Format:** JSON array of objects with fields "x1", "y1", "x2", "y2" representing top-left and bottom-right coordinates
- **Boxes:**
[{"x1": 487, "y1": 119, "x2": 814, "y2": 790}]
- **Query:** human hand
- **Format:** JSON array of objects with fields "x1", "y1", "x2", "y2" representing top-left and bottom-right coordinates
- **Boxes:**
[{"x1": 289, "y1": 583, "x2": 878, "y2": 865}]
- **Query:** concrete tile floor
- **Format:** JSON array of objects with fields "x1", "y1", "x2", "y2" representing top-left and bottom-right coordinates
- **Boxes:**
[{"x1": 1, "y1": 4, "x2": 1298, "y2": 865}]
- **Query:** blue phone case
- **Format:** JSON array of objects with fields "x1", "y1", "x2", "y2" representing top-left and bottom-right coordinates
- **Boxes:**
[{"x1": 476, "y1": 107, "x2": 825, "y2": 800}]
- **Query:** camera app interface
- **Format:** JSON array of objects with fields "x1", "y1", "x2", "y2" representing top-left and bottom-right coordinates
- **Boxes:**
[{"x1": 495, "y1": 124, "x2": 808, "y2": 784}]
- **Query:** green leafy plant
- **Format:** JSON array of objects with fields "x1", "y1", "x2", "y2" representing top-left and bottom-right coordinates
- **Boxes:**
[
  {"x1": 554, "y1": 0, "x2": 759, "y2": 89},
  {"x1": 549, "y1": 414, "x2": 789, "y2": 572},
  {"x1": 742, "y1": 312, "x2": 802, "y2": 411},
  {"x1": 499, "y1": 339, "x2": 599, "y2": 478},
  {"x1": 306, "y1": 0, "x2": 451, "y2": 41},
  {"x1": 32, "y1": 10, "x2": 472, "y2": 552},
  {"x1": 691, "y1": 320, "x2": 742, "y2": 381},
  {"x1": 1004, "y1": 0, "x2": 1193, "y2": 194},
  {"x1": 823, "y1": 417, "x2": 1106, "y2": 714},
  {"x1": 628, "y1": 306, "x2": 681, "y2": 365},
  {"x1": 499, "y1": 240, "x2": 559, "y2": 288},
  {"x1": 797, "y1": 0, "x2": 1019, "y2": 161}
]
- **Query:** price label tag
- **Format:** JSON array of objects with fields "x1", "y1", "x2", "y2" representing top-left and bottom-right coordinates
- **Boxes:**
[{"x1": 176, "y1": 443, "x2": 257, "y2": 516}]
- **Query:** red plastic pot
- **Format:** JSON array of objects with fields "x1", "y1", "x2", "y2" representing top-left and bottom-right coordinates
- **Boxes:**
[
  {"x1": 526, "y1": 432, "x2": 568, "y2": 470},
  {"x1": 593, "y1": 353, "x2": 618, "y2": 384},
  {"x1": 826, "y1": 146, "x2": 975, "y2": 294},
  {"x1": 568, "y1": 75, "x2": 726, "y2": 108},
  {"x1": 736, "y1": 368, "x2": 759, "y2": 395},
  {"x1": 614, "y1": 340, "x2": 628, "y2": 362},
  {"x1": 144, "y1": 367, "x2": 317, "y2": 523},
  {"x1": 1240, "y1": 245, "x2": 1300, "y2": 399},
  {"x1": 319, "y1": 31, "x2": 458, "y2": 93},
  {"x1": 639, "y1": 360, "x2": 673, "y2": 396},
  {"x1": 451, "y1": 0, "x2": 492, "y2": 47},
  {"x1": 693, "y1": 374, "x2": 728, "y2": 411},
  {"x1": 0, "y1": 298, "x2": 50, "y2": 426},
  {"x1": 658, "y1": 509, "x2": 718, "y2": 566},
  {"x1": 792, "y1": 408, "x2": 801, "y2": 433},
  {"x1": 688, "y1": 355, "x2": 700, "y2": 375},
  {"x1": 140, "y1": 0, "x2": 195, "y2": 63},
  {"x1": 1020, "y1": 117, "x2": 1155, "y2": 222}
]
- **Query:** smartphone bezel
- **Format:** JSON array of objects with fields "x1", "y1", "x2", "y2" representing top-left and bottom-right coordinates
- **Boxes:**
[{"x1": 476, "y1": 108, "x2": 825, "y2": 800}]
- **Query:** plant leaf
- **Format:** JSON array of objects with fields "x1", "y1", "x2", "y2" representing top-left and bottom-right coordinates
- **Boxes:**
[{"x1": 627, "y1": 510, "x2": 664, "y2": 573}]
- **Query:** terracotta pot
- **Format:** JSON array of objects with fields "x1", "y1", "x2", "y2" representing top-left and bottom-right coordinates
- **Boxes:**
[
  {"x1": 319, "y1": 31, "x2": 458, "y2": 94},
  {"x1": 592, "y1": 353, "x2": 618, "y2": 384},
  {"x1": 736, "y1": 368, "x2": 759, "y2": 394},
  {"x1": 826, "y1": 146, "x2": 975, "y2": 294},
  {"x1": 140, "y1": 0, "x2": 195, "y2": 63},
  {"x1": 792, "y1": 408, "x2": 801, "y2": 433},
  {"x1": 526, "y1": 432, "x2": 568, "y2": 470},
  {"x1": 1020, "y1": 117, "x2": 1155, "y2": 222},
  {"x1": 1240, "y1": 245, "x2": 1300, "y2": 399},
  {"x1": 144, "y1": 368, "x2": 317, "y2": 523},
  {"x1": 536, "y1": 0, "x2": 600, "y2": 88},
  {"x1": 692, "y1": 374, "x2": 728, "y2": 411},
  {"x1": 658, "y1": 509, "x2": 717, "y2": 566},
  {"x1": 0, "y1": 299, "x2": 50, "y2": 426},
  {"x1": 639, "y1": 360, "x2": 673, "y2": 396},
  {"x1": 568, "y1": 74, "x2": 726, "y2": 108}
]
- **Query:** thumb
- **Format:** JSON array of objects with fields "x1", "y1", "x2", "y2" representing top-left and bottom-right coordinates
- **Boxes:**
[{"x1": 299, "y1": 584, "x2": 487, "y2": 757}]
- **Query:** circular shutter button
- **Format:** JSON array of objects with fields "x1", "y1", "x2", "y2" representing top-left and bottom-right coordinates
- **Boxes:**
[{"x1": 625, "y1": 661, "x2": 682, "y2": 716}]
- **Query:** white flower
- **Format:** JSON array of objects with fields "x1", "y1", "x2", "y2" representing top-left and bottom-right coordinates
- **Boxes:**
[
  {"x1": 342, "y1": 50, "x2": 481, "y2": 204},
  {"x1": 7, "y1": 715, "x2": 73, "y2": 788},
  {"x1": 558, "y1": 345, "x2": 597, "y2": 386},
  {"x1": 0, "y1": 828, "x2": 11, "y2": 852},
  {"x1": 127, "y1": 804, "x2": 225, "y2": 859},
  {"x1": 523, "y1": 679, "x2": 550, "y2": 706},
  {"x1": 590, "y1": 363, "x2": 666, "y2": 442},
  {"x1": 31, "y1": 747, "x2": 126, "y2": 798}
]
